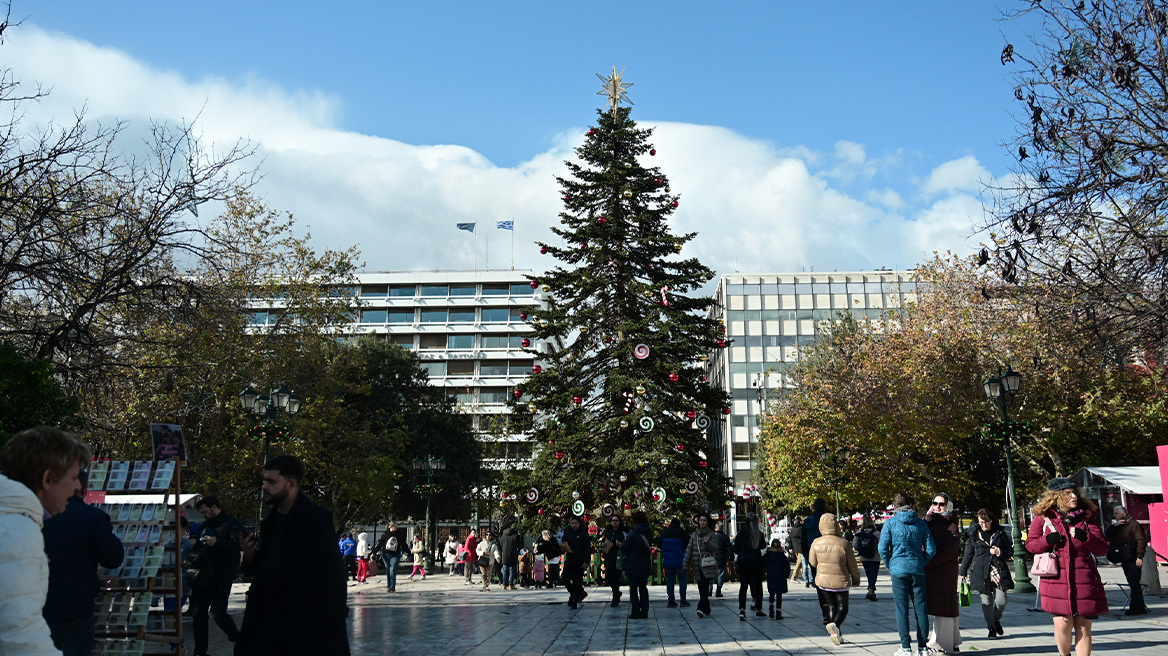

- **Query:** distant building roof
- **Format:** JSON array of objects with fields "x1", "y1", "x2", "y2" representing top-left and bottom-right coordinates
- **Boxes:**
[{"x1": 1071, "y1": 466, "x2": 1162, "y2": 496}]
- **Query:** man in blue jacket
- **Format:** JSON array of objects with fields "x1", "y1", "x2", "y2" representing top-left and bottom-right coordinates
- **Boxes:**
[
  {"x1": 42, "y1": 469, "x2": 124, "y2": 656},
  {"x1": 879, "y1": 491, "x2": 937, "y2": 656},
  {"x1": 659, "y1": 518, "x2": 689, "y2": 607},
  {"x1": 191, "y1": 496, "x2": 245, "y2": 656}
]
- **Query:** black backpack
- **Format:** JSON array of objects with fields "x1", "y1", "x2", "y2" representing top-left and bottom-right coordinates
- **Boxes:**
[{"x1": 854, "y1": 529, "x2": 877, "y2": 558}]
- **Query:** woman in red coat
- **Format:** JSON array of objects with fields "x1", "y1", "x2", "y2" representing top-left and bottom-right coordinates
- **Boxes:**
[{"x1": 1026, "y1": 477, "x2": 1108, "y2": 656}]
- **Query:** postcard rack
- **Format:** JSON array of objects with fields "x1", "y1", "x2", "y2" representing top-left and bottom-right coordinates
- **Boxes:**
[{"x1": 87, "y1": 458, "x2": 184, "y2": 656}]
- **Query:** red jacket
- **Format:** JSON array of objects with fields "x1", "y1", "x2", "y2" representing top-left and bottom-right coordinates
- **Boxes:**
[
  {"x1": 463, "y1": 533, "x2": 478, "y2": 559},
  {"x1": 1026, "y1": 508, "x2": 1109, "y2": 617}
]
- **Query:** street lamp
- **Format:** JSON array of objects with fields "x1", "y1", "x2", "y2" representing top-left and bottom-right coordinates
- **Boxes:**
[
  {"x1": 412, "y1": 455, "x2": 447, "y2": 562},
  {"x1": 983, "y1": 365, "x2": 1035, "y2": 594},
  {"x1": 239, "y1": 385, "x2": 303, "y2": 533},
  {"x1": 818, "y1": 445, "x2": 852, "y2": 518}
]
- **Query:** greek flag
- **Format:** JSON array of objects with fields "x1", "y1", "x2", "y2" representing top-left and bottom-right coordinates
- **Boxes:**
[
  {"x1": 456, "y1": 222, "x2": 476, "y2": 232},
  {"x1": 496, "y1": 220, "x2": 514, "y2": 231}
]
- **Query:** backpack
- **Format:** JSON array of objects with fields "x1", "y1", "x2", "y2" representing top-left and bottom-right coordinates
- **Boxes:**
[{"x1": 854, "y1": 529, "x2": 877, "y2": 558}]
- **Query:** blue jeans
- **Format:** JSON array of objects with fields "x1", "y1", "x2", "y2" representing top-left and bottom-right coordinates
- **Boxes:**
[
  {"x1": 664, "y1": 566, "x2": 688, "y2": 603},
  {"x1": 716, "y1": 562, "x2": 727, "y2": 594},
  {"x1": 800, "y1": 554, "x2": 813, "y2": 584},
  {"x1": 48, "y1": 616, "x2": 95, "y2": 656},
  {"x1": 501, "y1": 564, "x2": 516, "y2": 587},
  {"x1": 627, "y1": 574, "x2": 650, "y2": 617},
  {"x1": 891, "y1": 572, "x2": 929, "y2": 650},
  {"x1": 861, "y1": 559, "x2": 880, "y2": 591},
  {"x1": 381, "y1": 553, "x2": 401, "y2": 590}
]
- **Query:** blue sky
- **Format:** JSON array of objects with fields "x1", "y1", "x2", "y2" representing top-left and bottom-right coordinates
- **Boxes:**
[{"x1": 9, "y1": 1, "x2": 1029, "y2": 275}]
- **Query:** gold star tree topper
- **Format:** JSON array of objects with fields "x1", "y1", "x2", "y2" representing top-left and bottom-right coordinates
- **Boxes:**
[{"x1": 596, "y1": 66, "x2": 633, "y2": 115}]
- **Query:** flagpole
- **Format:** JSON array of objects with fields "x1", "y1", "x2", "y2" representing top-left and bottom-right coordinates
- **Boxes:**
[
  {"x1": 486, "y1": 230, "x2": 490, "y2": 270},
  {"x1": 511, "y1": 219, "x2": 515, "y2": 270},
  {"x1": 475, "y1": 228, "x2": 478, "y2": 272}
]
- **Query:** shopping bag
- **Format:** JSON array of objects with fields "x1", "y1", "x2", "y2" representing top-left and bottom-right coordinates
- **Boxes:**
[{"x1": 959, "y1": 579, "x2": 972, "y2": 607}]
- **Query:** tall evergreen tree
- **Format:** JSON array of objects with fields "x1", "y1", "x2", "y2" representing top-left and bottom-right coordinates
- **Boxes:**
[{"x1": 503, "y1": 73, "x2": 730, "y2": 529}]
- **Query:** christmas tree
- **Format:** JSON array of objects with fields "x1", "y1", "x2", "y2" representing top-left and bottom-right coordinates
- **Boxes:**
[{"x1": 502, "y1": 69, "x2": 731, "y2": 529}]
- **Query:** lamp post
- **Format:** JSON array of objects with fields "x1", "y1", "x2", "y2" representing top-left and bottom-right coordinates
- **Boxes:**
[
  {"x1": 412, "y1": 455, "x2": 447, "y2": 560},
  {"x1": 239, "y1": 385, "x2": 302, "y2": 533},
  {"x1": 818, "y1": 445, "x2": 852, "y2": 519},
  {"x1": 982, "y1": 366, "x2": 1035, "y2": 594}
]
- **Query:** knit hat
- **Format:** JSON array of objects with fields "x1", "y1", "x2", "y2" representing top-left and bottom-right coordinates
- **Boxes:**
[{"x1": 1047, "y1": 477, "x2": 1076, "y2": 492}]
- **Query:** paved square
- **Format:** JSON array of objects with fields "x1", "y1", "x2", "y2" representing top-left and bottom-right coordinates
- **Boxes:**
[{"x1": 191, "y1": 565, "x2": 1165, "y2": 655}]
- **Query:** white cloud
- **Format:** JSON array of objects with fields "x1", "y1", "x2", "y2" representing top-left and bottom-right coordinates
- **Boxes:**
[{"x1": 5, "y1": 25, "x2": 993, "y2": 279}]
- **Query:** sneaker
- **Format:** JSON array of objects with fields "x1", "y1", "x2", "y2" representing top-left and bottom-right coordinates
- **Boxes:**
[
  {"x1": 893, "y1": 649, "x2": 915, "y2": 656},
  {"x1": 667, "y1": 601, "x2": 678, "y2": 608},
  {"x1": 994, "y1": 620, "x2": 1004, "y2": 635},
  {"x1": 680, "y1": 601, "x2": 691, "y2": 607},
  {"x1": 775, "y1": 609, "x2": 784, "y2": 620},
  {"x1": 866, "y1": 591, "x2": 877, "y2": 601},
  {"x1": 987, "y1": 628, "x2": 997, "y2": 639},
  {"x1": 755, "y1": 610, "x2": 766, "y2": 617},
  {"x1": 695, "y1": 610, "x2": 705, "y2": 618},
  {"x1": 715, "y1": 592, "x2": 725, "y2": 598},
  {"x1": 827, "y1": 622, "x2": 840, "y2": 645},
  {"x1": 738, "y1": 610, "x2": 747, "y2": 622}
]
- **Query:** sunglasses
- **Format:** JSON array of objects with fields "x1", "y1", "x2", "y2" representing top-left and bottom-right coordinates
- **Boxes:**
[{"x1": 931, "y1": 501, "x2": 946, "y2": 506}]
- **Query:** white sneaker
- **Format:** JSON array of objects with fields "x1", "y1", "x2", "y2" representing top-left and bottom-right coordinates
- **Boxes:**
[
  {"x1": 827, "y1": 622, "x2": 840, "y2": 645},
  {"x1": 893, "y1": 649, "x2": 915, "y2": 656}
]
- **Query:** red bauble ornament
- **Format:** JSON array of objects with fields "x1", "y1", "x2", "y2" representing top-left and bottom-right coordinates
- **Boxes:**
[
  {"x1": 530, "y1": 280, "x2": 539, "y2": 289},
  {"x1": 580, "y1": 242, "x2": 588, "y2": 249},
  {"x1": 520, "y1": 312, "x2": 528, "y2": 321},
  {"x1": 588, "y1": 128, "x2": 595, "y2": 136},
  {"x1": 686, "y1": 410, "x2": 697, "y2": 419},
  {"x1": 650, "y1": 149, "x2": 657, "y2": 156},
  {"x1": 700, "y1": 375, "x2": 708, "y2": 383},
  {"x1": 722, "y1": 407, "x2": 732, "y2": 415},
  {"x1": 521, "y1": 338, "x2": 531, "y2": 347},
  {"x1": 669, "y1": 373, "x2": 680, "y2": 382},
  {"x1": 548, "y1": 439, "x2": 555, "y2": 445},
  {"x1": 502, "y1": 493, "x2": 509, "y2": 499},
  {"x1": 699, "y1": 460, "x2": 709, "y2": 468},
  {"x1": 624, "y1": 503, "x2": 631, "y2": 509},
  {"x1": 597, "y1": 216, "x2": 606, "y2": 224},
  {"x1": 555, "y1": 451, "x2": 565, "y2": 459},
  {"x1": 540, "y1": 246, "x2": 548, "y2": 254},
  {"x1": 533, "y1": 365, "x2": 542, "y2": 374},
  {"x1": 655, "y1": 178, "x2": 662, "y2": 185},
  {"x1": 671, "y1": 200, "x2": 679, "y2": 208},
  {"x1": 513, "y1": 389, "x2": 522, "y2": 398},
  {"x1": 676, "y1": 444, "x2": 685, "y2": 451},
  {"x1": 538, "y1": 508, "x2": 545, "y2": 515},
  {"x1": 563, "y1": 194, "x2": 571, "y2": 201},
  {"x1": 573, "y1": 396, "x2": 583, "y2": 404},
  {"x1": 716, "y1": 339, "x2": 726, "y2": 347},
  {"x1": 605, "y1": 335, "x2": 612, "y2": 343}
]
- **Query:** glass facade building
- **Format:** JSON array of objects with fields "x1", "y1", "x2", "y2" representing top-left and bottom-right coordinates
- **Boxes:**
[{"x1": 706, "y1": 271, "x2": 918, "y2": 493}]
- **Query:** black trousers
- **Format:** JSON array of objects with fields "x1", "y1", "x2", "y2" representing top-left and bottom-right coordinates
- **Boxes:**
[
  {"x1": 562, "y1": 562, "x2": 586, "y2": 602},
  {"x1": 192, "y1": 577, "x2": 239, "y2": 654},
  {"x1": 344, "y1": 554, "x2": 358, "y2": 580},
  {"x1": 737, "y1": 560, "x2": 764, "y2": 610},
  {"x1": 604, "y1": 559, "x2": 622, "y2": 598},
  {"x1": 1122, "y1": 560, "x2": 1147, "y2": 611},
  {"x1": 822, "y1": 589, "x2": 850, "y2": 626}
]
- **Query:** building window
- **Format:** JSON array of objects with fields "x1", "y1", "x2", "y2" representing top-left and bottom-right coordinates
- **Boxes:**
[
  {"x1": 448, "y1": 308, "x2": 475, "y2": 323},
  {"x1": 329, "y1": 286, "x2": 358, "y2": 298},
  {"x1": 420, "y1": 309, "x2": 447, "y2": 323},
  {"x1": 447, "y1": 360, "x2": 474, "y2": 376},
  {"x1": 509, "y1": 361, "x2": 533, "y2": 375},
  {"x1": 420, "y1": 361, "x2": 446, "y2": 377},
  {"x1": 387, "y1": 309, "x2": 414, "y2": 324},
  {"x1": 480, "y1": 360, "x2": 508, "y2": 376},
  {"x1": 390, "y1": 334, "x2": 413, "y2": 349},
  {"x1": 510, "y1": 283, "x2": 534, "y2": 296},
  {"x1": 509, "y1": 308, "x2": 526, "y2": 322},
  {"x1": 360, "y1": 285, "x2": 388, "y2": 298},
  {"x1": 249, "y1": 312, "x2": 268, "y2": 326},
  {"x1": 420, "y1": 285, "x2": 449, "y2": 297},
  {"x1": 359, "y1": 309, "x2": 387, "y2": 324},
  {"x1": 449, "y1": 284, "x2": 476, "y2": 297},
  {"x1": 481, "y1": 307, "x2": 509, "y2": 322},
  {"x1": 419, "y1": 335, "x2": 446, "y2": 350},
  {"x1": 453, "y1": 390, "x2": 475, "y2": 404},
  {"x1": 509, "y1": 335, "x2": 527, "y2": 348},
  {"x1": 481, "y1": 283, "x2": 508, "y2": 296},
  {"x1": 480, "y1": 335, "x2": 510, "y2": 349},
  {"x1": 480, "y1": 387, "x2": 508, "y2": 404},
  {"x1": 447, "y1": 334, "x2": 475, "y2": 349},
  {"x1": 389, "y1": 285, "x2": 415, "y2": 297}
]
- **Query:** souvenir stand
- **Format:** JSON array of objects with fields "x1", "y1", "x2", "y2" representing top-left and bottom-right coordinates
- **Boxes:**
[{"x1": 87, "y1": 457, "x2": 190, "y2": 656}]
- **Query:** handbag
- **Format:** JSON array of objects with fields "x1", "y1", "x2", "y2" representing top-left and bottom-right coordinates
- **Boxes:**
[
  {"x1": 476, "y1": 554, "x2": 490, "y2": 568},
  {"x1": 959, "y1": 579, "x2": 972, "y2": 607},
  {"x1": 1108, "y1": 541, "x2": 1135, "y2": 564},
  {"x1": 1030, "y1": 517, "x2": 1060, "y2": 579}
]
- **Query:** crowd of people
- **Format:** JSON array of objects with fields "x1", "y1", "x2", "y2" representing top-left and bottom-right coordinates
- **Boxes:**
[{"x1": 0, "y1": 425, "x2": 1153, "y2": 656}]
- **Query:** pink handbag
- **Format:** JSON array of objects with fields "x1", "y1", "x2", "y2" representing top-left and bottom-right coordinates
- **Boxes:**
[{"x1": 1030, "y1": 517, "x2": 1060, "y2": 578}]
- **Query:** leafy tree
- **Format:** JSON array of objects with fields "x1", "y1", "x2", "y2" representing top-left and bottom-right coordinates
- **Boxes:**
[
  {"x1": 502, "y1": 97, "x2": 730, "y2": 532},
  {"x1": 985, "y1": 0, "x2": 1168, "y2": 356},
  {"x1": 0, "y1": 341, "x2": 77, "y2": 447}
]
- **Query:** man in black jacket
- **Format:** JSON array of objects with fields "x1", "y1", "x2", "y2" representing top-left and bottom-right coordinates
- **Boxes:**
[
  {"x1": 190, "y1": 496, "x2": 245, "y2": 656},
  {"x1": 236, "y1": 456, "x2": 349, "y2": 656},
  {"x1": 560, "y1": 515, "x2": 592, "y2": 609},
  {"x1": 42, "y1": 470, "x2": 124, "y2": 656},
  {"x1": 497, "y1": 520, "x2": 523, "y2": 590}
]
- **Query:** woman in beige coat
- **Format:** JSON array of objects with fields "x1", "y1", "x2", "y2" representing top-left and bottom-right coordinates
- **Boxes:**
[{"x1": 808, "y1": 513, "x2": 862, "y2": 645}]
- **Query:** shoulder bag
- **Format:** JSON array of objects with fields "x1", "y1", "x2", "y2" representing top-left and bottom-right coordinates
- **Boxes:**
[{"x1": 1030, "y1": 517, "x2": 1060, "y2": 578}]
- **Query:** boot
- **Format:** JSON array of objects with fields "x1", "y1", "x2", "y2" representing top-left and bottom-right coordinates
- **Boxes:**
[{"x1": 768, "y1": 602, "x2": 775, "y2": 619}]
